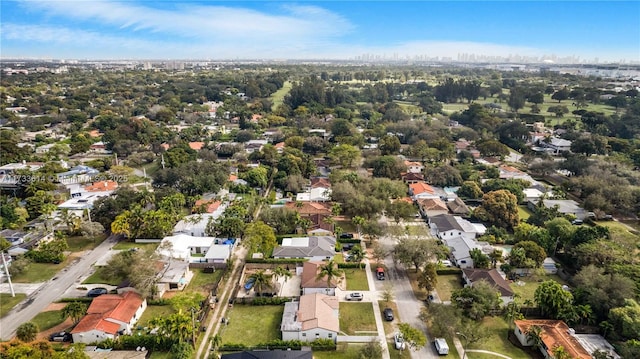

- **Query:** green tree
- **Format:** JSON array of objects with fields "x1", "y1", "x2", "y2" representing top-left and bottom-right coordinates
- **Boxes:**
[
  {"x1": 272, "y1": 266, "x2": 292, "y2": 283},
  {"x1": 474, "y1": 190, "x2": 519, "y2": 230},
  {"x1": 169, "y1": 341, "x2": 193, "y2": 359},
  {"x1": 508, "y1": 87, "x2": 526, "y2": 113},
  {"x1": 457, "y1": 181, "x2": 483, "y2": 200},
  {"x1": 534, "y1": 280, "x2": 574, "y2": 319},
  {"x1": 149, "y1": 310, "x2": 194, "y2": 344},
  {"x1": 525, "y1": 325, "x2": 543, "y2": 349},
  {"x1": 249, "y1": 270, "x2": 274, "y2": 295},
  {"x1": 512, "y1": 241, "x2": 547, "y2": 267},
  {"x1": 609, "y1": 299, "x2": 640, "y2": 339},
  {"x1": 16, "y1": 322, "x2": 39, "y2": 342},
  {"x1": 378, "y1": 135, "x2": 401, "y2": 155},
  {"x1": 358, "y1": 340, "x2": 383, "y2": 359},
  {"x1": 470, "y1": 248, "x2": 490, "y2": 269},
  {"x1": 349, "y1": 245, "x2": 365, "y2": 269},
  {"x1": 551, "y1": 87, "x2": 570, "y2": 103},
  {"x1": 452, "y1": 281, "x2": 501, "y2": 320},
  {"x1": 243, "y1": 221, "x2": 277, "y2": 256},
  {"x1": 417, "y1": 263, "x2": 438, "y2": 292},
  {"x1": 61, "y1": 301, "x2": 88, "y2": 324},
  {"x1": 386, "y1": 201, "x2": 416, "y2": 224},
  {"x1": 398, "y1": 323, "x2": 427, "y2": 350},
  {"x1": 329, "y1": 144, "x2": 361, "y2": 168},
  {"x1": 393, "y1": 238, "x2": 442, "y2": 272}
]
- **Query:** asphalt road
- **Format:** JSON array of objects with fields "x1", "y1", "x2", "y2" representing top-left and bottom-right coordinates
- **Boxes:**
[
  {"x1": 0, "y1": 234, "x2": 118, "y2": 340},
  {"x1": 378, "y1": 218, "x2": 440, "y2": 359}
]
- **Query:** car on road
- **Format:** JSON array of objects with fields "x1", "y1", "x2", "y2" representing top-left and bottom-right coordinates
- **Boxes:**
[
  {"x1": 345, "y1": 292, "x2": 364, "y2": 301},
  {"x1": 49, "y1": 332, "x2": 72, "y2": 342},
  {"x1": 87, "y1": 287, "x2": 108, "y2": 297},
  {"x1": 340, "y1": 233, "x2": 354, "y2": 239},
  {"x1": 394, "y1": 332, "x2": 406, "y2": 350},
  {"x1": 434, "y1": 338, "x2": 449, "y2": 355},
  {"x1": 376, "y1": 267, "x2": 385, "y2": 280},
  {"x1": 383, "y1": 307, "x2": 394, "y2": 321}
]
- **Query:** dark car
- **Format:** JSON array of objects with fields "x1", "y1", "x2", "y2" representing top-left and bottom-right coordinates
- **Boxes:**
[
  {"x1": 87, "y1": 287, "x2": 108, "y2": 297},
  {"x1": 340, "y1": 233, "x2": 354, "y2": 239},
  {"x1": 383, "y1": 307, "x2": 394, "y2": 321},
  {"x1": 49, "y1": 332, "x2": 72, "y2": 342}
]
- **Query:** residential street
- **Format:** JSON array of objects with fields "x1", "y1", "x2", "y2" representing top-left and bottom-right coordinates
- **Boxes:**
[
  {"x1": 0, "y1": 234, "x2": 119, "y2": 340},
  {"x1": 377, "y1": 217, "x2": 440, "y2": 359}
]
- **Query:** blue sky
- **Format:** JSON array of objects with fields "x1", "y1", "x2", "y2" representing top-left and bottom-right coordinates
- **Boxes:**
[{"x1": 1, "y1": 1, "x2": 638, "y2": 62}]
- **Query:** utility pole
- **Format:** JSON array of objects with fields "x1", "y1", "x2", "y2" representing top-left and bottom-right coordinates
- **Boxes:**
[{"x1": 1, "y1": 251, "x2": 15, "y2": 297}]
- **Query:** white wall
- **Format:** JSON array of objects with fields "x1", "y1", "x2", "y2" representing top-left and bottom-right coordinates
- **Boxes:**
[
  {"x1": 282, "y1": 328, "x2": 337, "y2": 342},
  {"x1": 302, "y1": 287, "x2": 335, "y2": 296},
  {"x1": 72, "y1": 330, "x2": 115, "y2": 344}
]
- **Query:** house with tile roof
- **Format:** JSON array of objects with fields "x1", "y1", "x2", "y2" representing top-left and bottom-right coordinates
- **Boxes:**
[
  {"x1": 514, "y1": 320, "x2": 591, "y2": 359},
  {"x1": 409, "y1": 182, "x2": 437, "y2": 200},
  {"x1": 188, "y1": 141, "x2": 205, "y2": 151},
  {"x1": 71, "y1": 292, "x2": 146, "y2": 344},
  {"x1": 462, "y1": 268, "x2": 514, "y2": 304},
  {"x1": 402, "y1": 172, "x2": 425, "y2": 184},
  {"x1": 404, "y1": 160, "x2": 424, "y2": 174},
  {"x1": 272, "y1": 236, "x2": 336, "y2": 261},
  {"x1": 447, "y1": 197, "x2": 470, "y2": 216},
  {"x1": 416, "y1": 197, "x2": 449, "y2": 218},
  {"x1": 281, "y1": 293, "x2": 339, "y2": 342},
  {"x1": 300, "y1": 261, "x2": 343, "y2": 296}
]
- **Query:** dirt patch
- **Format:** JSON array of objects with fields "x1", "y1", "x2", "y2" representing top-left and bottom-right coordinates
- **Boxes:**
[
  {"x1": 44, "y1": 302, "x2": 67, "y2": 311},
  {"x1": 37, "y1": 318, "x2": 73, "y2": 340}
]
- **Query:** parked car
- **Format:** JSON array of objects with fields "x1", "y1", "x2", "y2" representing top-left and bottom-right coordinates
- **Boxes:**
[
  {"x1": 434, "y1": 338, "x2": 449, "y2": 355},
  {"x1": 87, "y1": 287, "x2": 108, "y2": 297},
  {"x1": 383, "y1": 307, "x2": 394, "y2": 321},
  {"x1": 572, "y1": 219, "x2": 583, "y2": 225},
  {"x1": 49, "y1": 332, "x2": 72, "y2": 342},
  {"x1": 346, "y1": 292, "x2": 364, "y2": 301},
  {"x1": 340, "y1": 233, "x2": 354, "y2": 239},
  {"x1": 244, "y1": 277, "x2": 256, "y2": 291},
  {"x1": 376, "y1": 267, "x2": 385, "y2": 280},
  {"x1": 394, "y1": 332, "x2": 406, "y2": 350}
]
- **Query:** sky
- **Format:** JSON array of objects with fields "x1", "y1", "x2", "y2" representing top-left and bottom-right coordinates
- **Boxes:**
[{"x1": 1, "y1": 1, "x2": 639, "y2": 62}]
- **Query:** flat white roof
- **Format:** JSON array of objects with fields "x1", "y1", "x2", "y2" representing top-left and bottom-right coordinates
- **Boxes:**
[{"x1": 282, "y1": 237, "x2": 309, "y2": 247}]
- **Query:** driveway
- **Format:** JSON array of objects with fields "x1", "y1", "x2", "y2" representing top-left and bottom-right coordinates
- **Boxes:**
[{"x1": 0, "y1": 234, "x2": 119, "y2": 340}]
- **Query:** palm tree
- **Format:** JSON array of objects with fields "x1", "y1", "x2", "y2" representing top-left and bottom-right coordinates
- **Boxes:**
[
  {"x1": 249, "y1": 270, "x2": 274, "y2": 296},
  {"x1": 316, "y1": 259, "x2": 343, "y2": 292},
  {"x1": 523, "y1": 299, "x2": 535, "y2": 317},
  {"x1": 352, "y1": 216, "x2": 365, "y2": 239},
  {"x1": 488, "y1": 249, "x2": 503, "y2": 268},
  {"x1": 16, "y1": 322, "x2": 39, "y2": 342},
  {"x1": 504, "y1": 295, "x2": 524, "y2": 339},
  {"x1": 272, "y1": 266, "x2": 292, "y2": 283},
  {"x1": 61, "y1": 301, "x2": 88, "y2": 324},
  {"x1": 552, "y1": 345, "x2": 571, "y2": 359},
  {"x1": 599, "y1": 321, "x2": 614, "y2": 339},
  {"x1": 526, "y1": 325, "x2": 543, "y2": 350},
  {"x1": 576, "y1": 304, "x2": 594, "y2": 326},
  {"x1": 150, "y1": 310, "x2": 193, "y2": 345},
  {"x1": 349, "y1": 245, "x2": 365, "y2": 269},
  {"x1": 211, "y1": 334, "x2": 222, "y2": 352}
]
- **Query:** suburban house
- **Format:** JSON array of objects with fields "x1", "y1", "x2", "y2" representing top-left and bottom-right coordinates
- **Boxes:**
[
  {"x1": 158, "y1": 234, "x2": 232, "y2": 265},
  {"x1": 447, "y1": 197, "x2": 470, "y2": 216},
  {"x1": 429, "y1": 214, "x2": 486, "y2": 240},
  {"x1": 310, "y1": 177, "x2": 331, "y2": 189},
  {"x1": 540, "y1": 137, "x2": 572, "y2": 154},
  {"x1": 462, "y1": 268, "x2": 514, "y2": 304},
  {"x1": 416, "y1": 197, "x2": 449, "y2": 218},
  {"x1": 71, "y1": 292, "x2": 147, "y2": 344},
  {"x1": 527, "y1": 199, "x2": 588, "y2": 220},
  {"x1": 404, "y1": 160, "x2": 424, "y2": 174},
  {"x1": 284, "y1": 202, "x2": 333, "y2": 232},
  {"x1": 173, "y1": 213, "x2": 219, "y2": 237},
  {"x1": 155, "y1": 260, "x2": 193, "y2": 297},
  {"x1": 296, "y1": 187, "x2": 331, "y2": 202},
  {"x1": 57, "y1": 188, "x2": 114, "y2": 217},
  {"x1": 192, "y1": 199, "x2": 223, "y2": 214},
  {"x1": 300, "y1": 261, "x2": 342, "y2": 296},
  {"x1": 513, "y1": 320, "x2": 594, "y2": 359},
  {"x1": 272, "y1": 236, "x2": 336, "y2": 261},
  {"x1": 442, "y1": 236, "x2": 491, "y2": 269},
  {"x1": 409, "y1": 182, "x2": 437, "y2": 200},
  {"x1": 402, "y1": 172, "x2": 425, "y2": 184},
  {"x1": 281, "y1": 293, "x2": 339, "y2": 342},
  {"x1": 56, "y1": 165, "x2": 100, "y2": 184},
  {"x1": 0, "y1": 161, "x2": 44, "y2": 189},
  {"x1": 498, "y1": 165, "x2": 532, "y2": 181}
]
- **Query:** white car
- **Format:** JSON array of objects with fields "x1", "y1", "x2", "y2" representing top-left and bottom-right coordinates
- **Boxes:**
[{"x1": 394, "y1": 332, "x2": 406, "y2": 350}]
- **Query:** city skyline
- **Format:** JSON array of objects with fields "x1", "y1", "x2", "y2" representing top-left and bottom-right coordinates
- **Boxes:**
[{"x1": 1, "y1": 1, "x2": 639, "y2": 63}]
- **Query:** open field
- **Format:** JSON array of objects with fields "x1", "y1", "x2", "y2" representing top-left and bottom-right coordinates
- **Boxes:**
[
  {"x1": 219, "y1": 304, "x2": 284, "y2": 346},
  {"x1": 0, "y1": 293, "x2": 27, "y2": 317},
  {"x1": 66, "y1": 234, "x2": 107, "y2": 252},
  {"x1": 188, "y1": 268, "x2": 224, "y2": 295},
  {"x1": 435, "y1": 274, "x2": 463, "y2": 302},
  {"x1": 344, "y1": 269, "x2": 369, "y2": 291},
  {"x1": 11, "y1": 258, "x2": 74, "y2": 283},
  {"x1": 270, "y1": 81, "x2": 292, "y2": 111},
  {"x1": 339, "y1": 302, "x2": 377, "y2": 335}
]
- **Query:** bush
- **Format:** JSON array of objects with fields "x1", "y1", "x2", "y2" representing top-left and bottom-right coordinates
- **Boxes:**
[
  {"x1": 110, "y1": 334, "x2": 175, "y2": 351},
  {"x1": 337, "y1": 238, "x2": 361, "y2": 244},
  {"x1": 251, "y1": 297, "x2": 292, "y2": 305},
  {"x1": 147, "y1": 298, "x2": 170, "y2": 306},
  {"x1": 219, "y1": 339, "x2": 332, "y2": 352},
  {"x1": 58, "y1": 297, "x2": 94, "y2": 303},
  {"x1": 245, "y1": 258, "x2": 307, "y2": 264},
  {"x1": 311, "y1": 338, "x2": 336, "y2": 351},
  {"x1": 219, "y1": 343, "x2": 248, "y2": 351},
  {"x1": 337, "y1": 263, "x2": 361, "y2": 269}
]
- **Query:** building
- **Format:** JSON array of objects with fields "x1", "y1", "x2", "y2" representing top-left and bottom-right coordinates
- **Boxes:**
[
  {"x1": 462, "y1": 268, "x2": 514, "y2": 304},
  {"x1": 155, "y1": 261, "x2": 193, "y2": 297},
  {"x1": 173, "y1": 214, "x2": 217, "y2": 237},
  {"x1": 527, "y1": 199, "x2": 588, "y2": 220},
  {"x1": 295, "y1": 187, "x2": 331, "y2": 202},
  {"x1": 404, "y1": 160, "x2": 424, "y2": 174},
  {"x1": 409, "y1": 182, "x2": 437, "y2": 200},
  {"x1": 56, "y1": 165, "x2": 100, "y2": 184},
  {"x1": 71, "y1": 292, "x2": 147, "y2": 344},
  {"x1": 300, "y1": 261, "x2": 342, "y2": 296},
  {"x1": 513, "y1": 320, "x2": 592, "y2": 359},
  {"x1": 442, "y1": 236, "x2": 491, "y2": 269},
  {"x1": 272, "y1": 236, "x2": 336, "y2": 261},
  {"x1": 429, "y1": 214, "x2": 485, "y2": 240},
  {"x1": 447, "y1": 197, "x2": 470, "y2": 216},
  {"x1": 416, "y1": 198, "x2": 449, "y2": 218},
  {"x1": 541, "y1": 137, "x2": 572, "y2": 154},
  {"x1": 281, "y1": 293, "x2": 339, "y2": 342},
  {"x1": 221, "y1": 350, "x2": 312, "y2": 359},
  {"x1": 158, "y1": 234, "x2": 232, "y2": 266}
]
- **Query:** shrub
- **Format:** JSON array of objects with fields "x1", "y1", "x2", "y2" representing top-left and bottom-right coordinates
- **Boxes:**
[
  {"x1": 337, "y1": 263, "x2": 360, "y2": 269},
  {"x1": 58, "y1": 297, "x2": 94, "y2": 303},
  {"x1": 251, "y1": 297, "x2": 292, "y2": 305},
  {"x1": 245, "y1": 258, "x2": 307, "y2": 264},
  {"x1": 311, "y1": 338, "x2": 336, "y2": 351}
]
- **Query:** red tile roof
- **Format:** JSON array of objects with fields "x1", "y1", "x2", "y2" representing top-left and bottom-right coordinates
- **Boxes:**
[
  {"x1": 228, "y1": 174, "x2": 238, "y2": 182},
  {"x1": 514, "y1": 320, "x2": 591, "y2": 359},
  {"x1": 188, "y1": 142, "x2": 205, "y2": 150},
  {"x1": 85, "y1": 180, "x2": 118, "y2": 192},
  {"x1": 409, "y1": 182, "x2": 435, "y2": 195},
  {"x1": 71, "y1": 292, "x2": 144, "y2": 335},
  {"x1": 301, "y1": 261, "x2": 339, "y2": 289},
  {"x1": 71, "y1": 314, "x2": 121, "y2": 335},
  {"x1": 193, "y1": 199, "x2": 221, "y2": 213}
]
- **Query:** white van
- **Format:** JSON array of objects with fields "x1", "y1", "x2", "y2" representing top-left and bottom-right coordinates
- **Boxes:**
[{"x1": 434, "y1": 338, "x2": 449, "y2": 355}]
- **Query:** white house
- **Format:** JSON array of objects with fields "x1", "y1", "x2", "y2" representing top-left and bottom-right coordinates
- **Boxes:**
[
  {"x1": 71, "y1": 292, "x2": 147, "y2": 344},
  {"x1": 173, "y1": 213, "x2": 216, "y2": 237},
  {"x1": 158, "y1": 234, "x2": 217, "y2": 260},
  {"x1": 281, "y1": 293, "x2": 339, "y2": 342},
  {"x1": 272, "y1": 236, "x2": 336, "y2": 261},
  {"x1": 156, "y1": 260, "x2": 193, "y2": 297},
  {"x1": 296, "y1": 187, "x2": 331, "y2": 202},
  {"x1": 404, "y1": 160, "x2": 424, "y2": 174},
  {"x1": 514, "y1": 320, "x2": 594, "y2": 359},
  {"x1": 429, "y1": 214, "x2": 483, "y2": 241},
  {"x1": 442, "y1": 236, "x2": 491, "y2": 269}
]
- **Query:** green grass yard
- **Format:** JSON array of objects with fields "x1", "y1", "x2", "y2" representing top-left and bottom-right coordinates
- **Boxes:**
[
  {"x1": 0, "y1": 293, "x2": 27, "y2": 317},
  {"x1": 111, "y1": 241, "x2": 159, "y2": 251},
  {"x1": 270, "y1": 81, "x2": 292, "y2": 112},
  {"x1": 517, "y1": 205, "x2": 532, "y2": 222},
  {"x1": 344, "y1": 269, "x2": 369, "y2": 291},
  {"x1": 466, "y1": 317, "x2": 530, "y2": 359},
  {"x1": 137, "y1": 305, "x2": 178, "y2": 328},
  {"x1": 219, "y1": 304, "x2": 284, "y2": 346},
  {"x1": 339, "y1": 302, "x2": 377, "y2": 335},
  {"x1": 435, "y1": 274, "x2": 464, "y2": 302},
  {"x1": 312, "y1": 343, "x2": 364, "y2": 359},
  {"x1": 188, "y1": 268, "x2": 224, "y2": 295},
  {"x1": 31, "y1": 310, "x2": 66, "y2": 331},
  {"x1": 82, "y1": 267, "x2": 123, "y2": 286},
  {"x1": 11, "y1": 260, "x2": 70, "y2": 283},
  {"x1": 510, "y1": 274, "x2": 568, "y2": 302}
]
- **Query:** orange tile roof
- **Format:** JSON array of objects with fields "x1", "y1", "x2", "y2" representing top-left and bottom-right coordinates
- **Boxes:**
[
  {"x1": 160, "y1": 143, "x2": 170, "y2": 150},
  {"x1": 274, "y1": 142, "x2": 285, "y2": 149},
  {"x1": 72, "y1": 292, "x2": 144, "y2": 335},
  {"x1": 85, "y1": 180, "x2": 118, "y2": 192},
  {"x1": 89, "y1": 130, "x2": 102, "y2": 138},
  {"x1": 193, "y1": 199, "x2": 221, "y2": 213},
  {"x1": 297, "y1": 293, "x2": 339, "y2": 332},
  {"x1": 409, "y1": 182, "x2": 435, "y2": 195},
  {"x1": 188, "y1": 142, "x2": 205, "y2": 150},
  {"x1": 404, "y1": 160, "x2": 422, "y2": 167},
  {"x1": 301, "y1": 261, "x2": 339, "y2": 289},
  {"x1": 285, "y1": 202, "x2": 332, "y2": 216},
  {"x1": 228, "y1": 174, "x2": 238, "y2": 182},
  {"x1": 514, "y1": 320, "x2": 591, "y2": 359}
]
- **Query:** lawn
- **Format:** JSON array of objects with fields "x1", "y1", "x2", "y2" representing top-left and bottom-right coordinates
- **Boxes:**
[
  {"x1": 344, "y1": 269, "x2": 369, "y2": 291},
  {"x1": 66, "y1": 234, "x2": 107, "y2": 252},
  {"x1": 517, "y1": 205, "x2": 532, "y2": 222},
  {"x1": 336, "y1": 221, "x2": 357, "y2": 233},
  {"x1": 313, "y1": 343, "x2": 364, "y2": 359},
  {"x1": 466, "y1": 317, "x2": 530, "y2": 359},
  {"x1": 270, "y1": 81, "x2": 292, "y2": 112},
  {"x1": 435, "y1": 274, "x2": 463, "y2": 302},
  {"x1": 0, "y1": 293, "x2": 27, "y2": 317},
  {"x1": 31, "y1": 310, "x2": 66, "y2": 331},
  {"x1": 11, "y1": 260, "x2": 71, "y2": 283},
  {"x1": 219, "y1": 304, "x2": 284, "y2": 346},
  {"x1": 510, "y1": 274, "x2": 568, "y2": 303},
  {"x1": 339, "y1": 302, "x2": 377, "y2": 335},
  {"x1": 334, "y1": 253, "x2": 344, "y2": 264},
  {"x1": 82, "y1": 267, "x2": 123, "y2": 285},
  {"x1": 406, "y1": 271, "x2": 428, "y2": 301},
  {"x1": 111, "y1": 241, "x2": 159, "y2": 251},
  {"x1": 148, "y1": 352, "x2": 171, "y2": 359},
  {"x1": 187, "y1": 268, "x2": 224, "y2": 295},
  {"x1": 137, "y1": 305, "x2": 177, "y2": 328}
]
